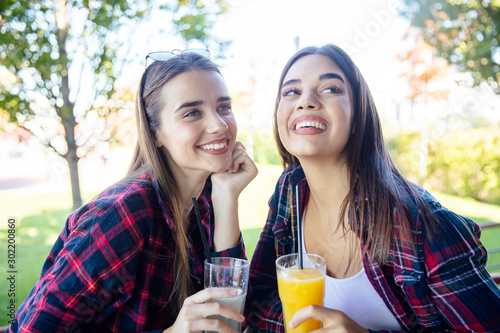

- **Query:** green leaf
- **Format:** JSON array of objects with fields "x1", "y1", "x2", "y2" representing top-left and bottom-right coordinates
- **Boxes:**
[{"x1": 401, "y1": 0, "x2": 500, "y2": 93}]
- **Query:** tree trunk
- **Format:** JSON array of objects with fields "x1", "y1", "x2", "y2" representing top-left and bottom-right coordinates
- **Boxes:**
[
  {"x1": 60, "y1": 104, "x2": 81, "y2": 211},
  {"x1": 55, "y1": 0, "x2": 82, "y2": 210},
  {"x1": 64, "y1": 146, "x2": 82, "y2": 211}
]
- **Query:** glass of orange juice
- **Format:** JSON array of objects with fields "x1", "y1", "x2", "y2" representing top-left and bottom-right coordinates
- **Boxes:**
[{"x1": 276, "y1": 253, "x2": 326, "y2": 333}]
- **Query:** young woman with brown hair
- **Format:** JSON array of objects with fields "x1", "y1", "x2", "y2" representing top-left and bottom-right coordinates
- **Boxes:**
[{"x1": 9, "y1": 50, "x2": 257, "y2": 333}]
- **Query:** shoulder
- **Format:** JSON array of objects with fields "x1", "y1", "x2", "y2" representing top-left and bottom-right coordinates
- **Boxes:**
[
  {"x1": 405, "y1": 185, "x2": 479, "y2": 238},
  {"x1": 98, "y1": 171, "x2": 158, "y2": 208},
  {"x1": 402, "y1": 186, "x2": 484, "y2": 263},
  {"x1": 68, "y1": 171, "x2": 162, "y2": 236},
  {"x1": 425, "y1": 193, "x2": 481, "y2": 248}
]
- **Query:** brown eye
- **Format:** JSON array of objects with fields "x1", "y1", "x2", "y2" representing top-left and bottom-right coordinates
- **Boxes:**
[
  {"x1": 322, "y1": 86, "x2": 343, "y2": 94},
  {"x1": 281, "y1": 88, "x2": 300, "y2": 97},
  {"x1": 184, "y1": 109, "x2": 201, "y2": 118},
  {"x1": 217, "y1": 104, "x2": 232, "y2": 113}
]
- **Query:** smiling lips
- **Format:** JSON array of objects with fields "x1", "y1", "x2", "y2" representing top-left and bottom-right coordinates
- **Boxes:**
[
  {"x1": 200, "y1": 142, "x2": 227, "y2": 150},
  {"x1": 198, "y1": 139, "x2": 230, "y2": 155},
  {"x1": 291, "y1": 116, "x2": 328, "y2": 134},
  {"x1": 294, "y1": 121, "x2": 326, "y2": 130}
]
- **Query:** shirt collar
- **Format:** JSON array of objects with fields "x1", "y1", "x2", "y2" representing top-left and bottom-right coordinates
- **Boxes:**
[{"x1": 289, "y1": 164, "x2": 306, "y2": 186}]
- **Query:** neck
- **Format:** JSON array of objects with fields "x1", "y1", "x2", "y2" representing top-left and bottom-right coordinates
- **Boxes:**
[
  {"x1": 299, "y1": 157, "x2": 351, "y2": 227},
  {"x1": 170, "y1": 169, "x2": 211, "y2": 225}
]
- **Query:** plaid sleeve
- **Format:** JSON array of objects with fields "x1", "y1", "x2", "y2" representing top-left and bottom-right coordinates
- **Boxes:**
[
  {"x1": 424, "y1": 201, "x2": 500, "y2": 332},
  {"x1": 248, "y1": 179, "x2": 287, "y2": 333},
  {"x1": 211, "y1": 232, "x2": 246, "y2": 259},
  {"x1": 10, "y1": 191, "x2": 153, "y2": 332}
]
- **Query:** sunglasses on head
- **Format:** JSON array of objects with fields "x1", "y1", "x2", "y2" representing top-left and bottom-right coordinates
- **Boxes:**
[{"x1": 145, "y1": 49, "x2": 210, "y2": 69}]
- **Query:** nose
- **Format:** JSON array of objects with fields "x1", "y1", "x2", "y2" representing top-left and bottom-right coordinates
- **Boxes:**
[
  {"x1": 206, "y1": 111, "x2": 229, "y2": 134},
  {"x1": 297, "y1": 92, "x2": 320, "y2": 111}
]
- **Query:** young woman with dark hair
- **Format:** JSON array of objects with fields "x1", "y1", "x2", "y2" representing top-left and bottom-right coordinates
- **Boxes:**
[{"x1": 248, "y1": 44, "x2": 500, "y2": 332}]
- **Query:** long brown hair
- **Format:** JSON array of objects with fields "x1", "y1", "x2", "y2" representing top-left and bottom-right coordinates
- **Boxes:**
[
  {"x1": 128, "y1": 52, "x2": 221, "y2": 310},
  {"x1": 273, "y1": 44, "x2": 437, "y2": 263}
]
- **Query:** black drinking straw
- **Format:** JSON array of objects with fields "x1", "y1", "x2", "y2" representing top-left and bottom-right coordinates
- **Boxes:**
[
  {"x1": 192, "y1": 197, "x2": 211, "y2": 263},
  {"x1": 295, "y1": 185, "x2": 303, "y2": 269}
]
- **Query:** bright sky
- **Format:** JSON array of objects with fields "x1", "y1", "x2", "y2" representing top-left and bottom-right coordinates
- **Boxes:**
[
  {"x1": 215, "y1": 0, "x2": 409, "y2": 83},
  {"x1": 117, "y1": 0, "x2": 500, "y2": 132},
  {"x1": 117, "y1": 0, "x2": 414, "y2": 131},
  {"x1": 210, "y1": 0, "x2": 411, "y2": 129}
]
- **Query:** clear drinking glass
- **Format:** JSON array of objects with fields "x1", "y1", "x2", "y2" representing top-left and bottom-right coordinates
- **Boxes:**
[
  {"x1": 204, "y1": 257, "x2": 250, "y2": 333},
  {"x1": 276, "y1": 253, "x2": 326, "y2": 333}
]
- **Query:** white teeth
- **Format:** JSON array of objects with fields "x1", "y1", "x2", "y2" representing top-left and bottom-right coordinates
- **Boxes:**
[
  {"x1": 200, "y1": 142, "x2": 227, "y2": 150},
  {"x1": 295, "y1": 121, "x2": 326, "y2": 130}
]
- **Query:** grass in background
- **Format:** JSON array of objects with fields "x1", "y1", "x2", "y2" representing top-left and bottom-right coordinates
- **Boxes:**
[
  {"x1": 1, "y1": 162, "x2": 499, "y2": 326},
  {"x1": 0, "y1": 192, "x2": 97, "y2": 327},
  {"x1": 432, "y1": 192, "x2": 500, "y2": 224}
]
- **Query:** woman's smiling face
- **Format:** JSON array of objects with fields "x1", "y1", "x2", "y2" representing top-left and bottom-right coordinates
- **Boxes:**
[
  {"x1": 154, "y1": 69, "x2": 237, "y2": 178},
  {"x1": 277, "y1": 54, "x2": 354, "y2": 164}
]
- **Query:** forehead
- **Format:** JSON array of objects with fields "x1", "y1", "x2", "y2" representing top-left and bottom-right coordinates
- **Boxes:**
[
  {"x1": 283, "y1": 54, "x2": 346, "y2": 82},
  {"x1": 162, "y1": 69, "x2": 228, "y2": 100}
]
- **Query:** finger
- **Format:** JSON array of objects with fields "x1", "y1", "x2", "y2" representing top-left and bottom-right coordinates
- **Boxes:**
[
  {"x1": 186, "y1": 287, "x2": 239, "y2": 305},
  {"x1": 233, "y1": 140, "x2": 245, "y2": 150},
  {"x1": 288, "y1": 305, "x2": 323, "y2": 329},
  {"x1": 179, "y1": 301, "x2": 244, "y2": 324},
  {"x1": 229, "y1": 146, "x2": 247, "y2": 172},
  {"x1": 239, "y1": 153, "x2": 258, "y2": 175},
  {"x1": 230, "y1": 141, "x2": 246, "y2": 157},
  {"x1": 230, "y1": 152, "x2": 248, "y2": 173},
  {"x1": 202, "y1": 301, "x2": 245, "y2": 323},
  {"x1": 230, "y1": 148, "x2": 246, "y2": 164},
  {"x1": 190, "y1": 317, "x2": 240, "y2": 333},
  {"x1": 177, "y1": 300, "x2": 244, "y2": 325}
]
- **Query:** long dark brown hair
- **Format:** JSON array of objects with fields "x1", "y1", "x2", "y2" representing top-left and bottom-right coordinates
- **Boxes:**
[
  {"x1": 128, "y1": 52, "x2": 221, "y2": 310},
  {"x1": 273, "y1": 44, "x2": 437, "y2": 263}
]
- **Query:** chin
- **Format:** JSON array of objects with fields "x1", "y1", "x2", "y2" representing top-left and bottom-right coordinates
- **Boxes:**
[{"x1": 210, "y1": 161, "x2": 231, "y2": 174}]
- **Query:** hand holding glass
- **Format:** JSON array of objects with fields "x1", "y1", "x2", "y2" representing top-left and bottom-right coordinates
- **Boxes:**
[
  {"x1": 276, "y1": 253, "x2": 326, "y2": 333},
  {"x1": 204, "y1": 257, "x2": 250, "y2": 333}
]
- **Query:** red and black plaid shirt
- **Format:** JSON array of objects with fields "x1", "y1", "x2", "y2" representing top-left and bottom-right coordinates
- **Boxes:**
[
  {"x1": 248, "y1": 165, "x2": 500, "y2": 332},
  {"x1": 9, "y1": 171, "x2": 245, "y2": 332}
]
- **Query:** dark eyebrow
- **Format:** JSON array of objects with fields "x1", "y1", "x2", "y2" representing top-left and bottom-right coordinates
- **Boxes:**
[
  {"x1": 319, "y1": 73, "x2": 345, "y2": 83},
  {"x1": 175, "y1": 96, "x2": 232, "y2": 113},
  {"x1": 281, "y1": 79, "x2": 301, "y2": 89},
  {"x1": 281, "y1": 73, "x2": 345, "y2": 90},
  {"x1": 175, "y1": 100, "x2": 203, "y2": 113},
  {"x1": 218, "y1": 96, "x2": 232, "y2": 103}
]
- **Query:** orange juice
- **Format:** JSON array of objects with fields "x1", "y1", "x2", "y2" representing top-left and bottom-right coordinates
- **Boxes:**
[{"x1": 277, "y1": 267, "x2": 325, "y2": 332}]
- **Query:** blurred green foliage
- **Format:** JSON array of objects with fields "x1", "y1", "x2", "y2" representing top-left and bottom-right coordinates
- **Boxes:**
[
  {"x1": 239, "y1": 128, "x2": 281, "y2": 166},
  {"x1": 389, "y1": 128, "x2": 500, "y2": 205},
  {"x1": 244, "y1": 126, "x2": 500, "y2": 205},
  {"x1": 0, "y1": 0, "x2": 230, "y2": 210},
  {"x1": 400, "y1": 0, "x2": 500, "y2": 93}
]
